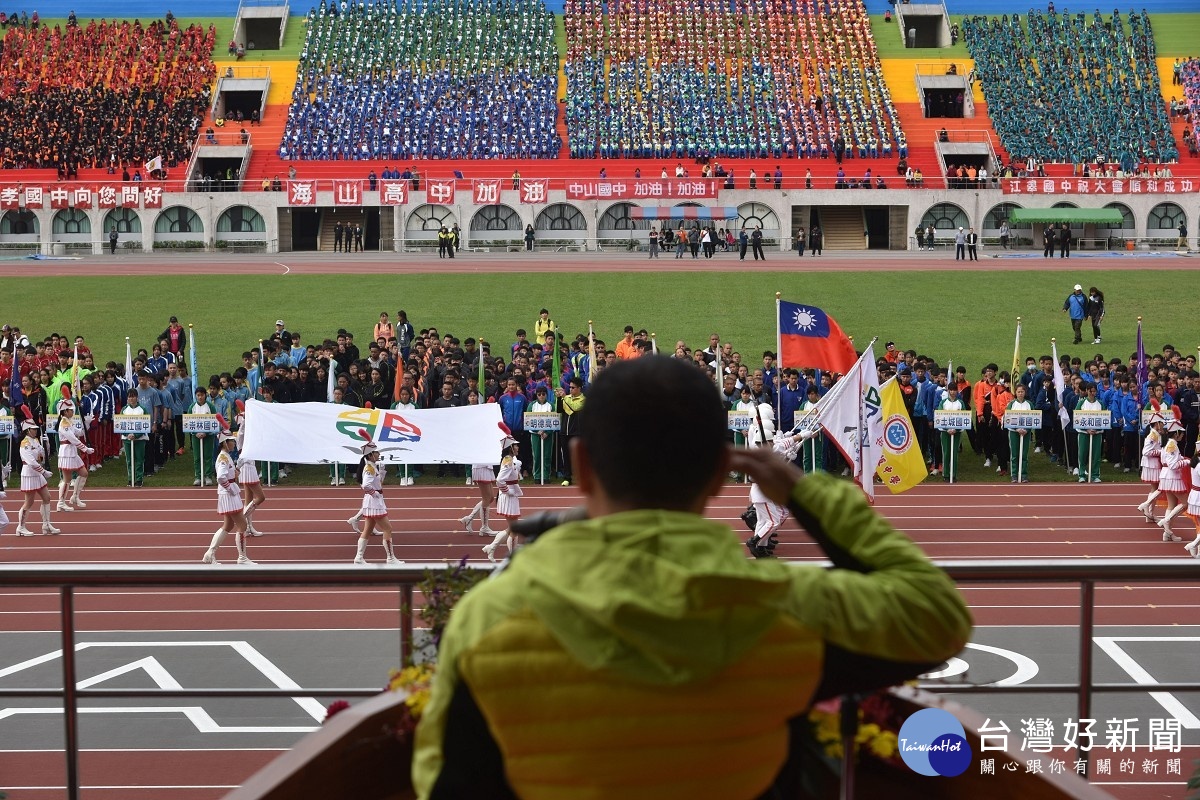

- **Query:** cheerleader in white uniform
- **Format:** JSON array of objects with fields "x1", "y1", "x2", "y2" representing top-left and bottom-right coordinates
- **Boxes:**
[
  {"x1": 235, "y1": 402, "x2": 266, "y2": 537},
  {"x1": 1136, "y1": 414, "x2": 1166, "y2": 523},
  {"x1": 15, "y1": 417, "x2": 59, "y2": 536},
  {"x1": 55, "y1": 397, "x2": 94, "y2": 513},
  {"x1": 745, "y1": 404, "x2": 809, "y2": 558},
  {"x1": 354, "y1": 438, "x2": 401, "y2": 565},
  {"x1": 202, "y1": 430, "x2": 254, "y2": 565},
  {"x1": 460, "y1": 417, "x2": 507, "y2": 537},
  {"x1": 1184, "y1": 449, "x2": 1200, "y2": 559},
  {"x1": 1156, "y1": 420, "x2": 1188, "y2": 541},
  {"x1": 482, "y1": 435, "x2": 522, "y2": 562}
]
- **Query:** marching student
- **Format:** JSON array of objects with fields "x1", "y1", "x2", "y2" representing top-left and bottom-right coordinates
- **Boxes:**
[
  {"x1": 1074, "y1": 383, "x2": 1105, "y2": 483},
  {"x1": 187, "y1": 386, "x2": 217, "y2": 486},
  {"x1": 1185, "y1": 446, "x2": 1200, "y2": 559},
  {"x1": 1004, "y1": 383, "x2": 1034, "y2": 483},
  {"x1": 15, "y1": 415, "x2": 59, "y2": 536},
  {"x1": 1156, "y1": 420, "x2": 1188, "y2": 542},
  {"x1": 937, "y1": 382, "x2": 966, "y2": 482},
  {"x1": 202, "y1": 429, "x2": 255, "y2": 565},
  {"x1": 482, "y1": 432, "x2": 522, "y2": 562},
  {"x1": 235, "y1": 401, "x2": 266, "y2": 536},
  {"x1": 746, "y1": 428, "x2": 807, "y2": 558},
  {"x1": 353, "y1": 436, "x2": 401, "y2": 565},
  {"x1": 1136, "y1": 414, "x2": 1166, "y2": 523},
  {"x1": 55, "y1": 393, "x2": 94, "y2": 512}
]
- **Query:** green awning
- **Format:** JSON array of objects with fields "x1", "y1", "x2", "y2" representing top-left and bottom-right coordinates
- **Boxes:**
[{"x1": 1008, "y1": 208, "x2": 1124, "y2": 224}]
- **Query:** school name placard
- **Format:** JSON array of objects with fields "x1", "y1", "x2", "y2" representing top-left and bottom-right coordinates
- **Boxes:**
[
  {"x1": 1003, "y1": 411, "x2": 1043, "y2": 431},
  {"x1": 182, "y1": 414, "x2": 222, "y2": 435},
  {"x1": 1074, "y1": 410, "x2": 1111, "y2": 430},
  {"x1": 523, "y1": 412, "x2": 561, "y2": 432},
  {"x1": 114, "y1": 415, "x2": 152, "y2": 435},
  {"x1": 0, "y1": 415, "x2": 13, "y2": 436},
  {"x1": 934, "y1": 410, "x2": 972, "y2": 431}
]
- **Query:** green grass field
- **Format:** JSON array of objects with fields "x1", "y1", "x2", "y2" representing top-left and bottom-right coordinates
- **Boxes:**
[
  {"x1": 7, "y1": 264, "x2": 1174, "y2": 486},
  {"x1": 16, "y1": 268, "x2": 1182, "y2": 378}
]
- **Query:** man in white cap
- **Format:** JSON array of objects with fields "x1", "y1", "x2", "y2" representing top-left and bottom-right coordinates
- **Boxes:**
[
  {"x1": 202, "y1": 428, "x2": 254, "y2": 565},
  {"x1": 1062, "y1": 284, "x2": 1088, "y2": 344}
]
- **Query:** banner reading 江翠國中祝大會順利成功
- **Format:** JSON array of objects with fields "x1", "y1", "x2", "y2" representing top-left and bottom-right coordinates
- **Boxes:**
[{"x1": 240, "y1": 400, "x2": 504, "y2": 465}]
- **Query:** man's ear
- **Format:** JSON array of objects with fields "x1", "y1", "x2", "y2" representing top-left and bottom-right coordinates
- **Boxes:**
[{"x1": 569, "y1": 437, "x2": 593, "y2": 497}]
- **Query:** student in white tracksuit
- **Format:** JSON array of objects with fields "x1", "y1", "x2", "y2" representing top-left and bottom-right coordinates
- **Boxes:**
[{"x1": 746, "y1": 431, "x2": 806, "y2": 558}]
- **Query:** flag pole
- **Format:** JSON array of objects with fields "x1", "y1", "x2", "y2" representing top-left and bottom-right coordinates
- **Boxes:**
[
  {"x1": 946, "y1": 358, "x2": 955, "y2": 485},
  {"x1": 125, "y1": 336, "x2": 134, "y2": 488},
  {"x1": 775, "y1": 292, "x2": 783, "y2": 435},
  {"x1": 259, "y1": 338, "x2": 271, "y2": 488}
]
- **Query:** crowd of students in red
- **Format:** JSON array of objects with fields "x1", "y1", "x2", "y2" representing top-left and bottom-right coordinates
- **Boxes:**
[{"x1": 0, "y1": 15, "x2": 216, "y2": 172}]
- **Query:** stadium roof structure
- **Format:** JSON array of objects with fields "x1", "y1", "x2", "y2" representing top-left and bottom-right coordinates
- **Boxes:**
[{"x1": 1008, "y1": 208, "x2": 1124, "y2": 224}]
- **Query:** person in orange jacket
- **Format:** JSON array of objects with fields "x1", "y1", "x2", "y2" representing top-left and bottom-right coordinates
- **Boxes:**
[{"x1": 973, "y1": 363, "x2": 1006, "y2": 473}]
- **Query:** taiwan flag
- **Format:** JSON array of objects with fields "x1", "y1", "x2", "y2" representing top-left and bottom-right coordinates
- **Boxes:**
[{"x1": 778, "y1": 300, "x2": 856, "y2": 374}]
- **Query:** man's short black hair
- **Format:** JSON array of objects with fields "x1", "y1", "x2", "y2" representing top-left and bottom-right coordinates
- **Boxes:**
[{"x1": 580, "y1": 356, "x2": 725, "y2": 510}]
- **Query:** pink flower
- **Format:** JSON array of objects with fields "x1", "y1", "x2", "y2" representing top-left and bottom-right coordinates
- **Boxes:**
[{"x1": 812, "y1": 698, "x2": 841, "y2": 715}]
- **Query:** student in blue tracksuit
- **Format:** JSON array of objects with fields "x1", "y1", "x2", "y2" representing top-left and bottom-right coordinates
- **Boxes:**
[{"x1": 1114, "y1": 376, "x2": 1141, "y2": 473}]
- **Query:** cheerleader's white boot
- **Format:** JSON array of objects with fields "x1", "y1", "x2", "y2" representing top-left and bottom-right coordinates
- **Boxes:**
[
  {"x1": 1185, "y1": 535, "x2": 1200, "y2": 559},
  {"x1": 202, "y1": 527, "x2": 227, "y2": 564},
  {"x1": 70, "y1": 475, "x2": 87, "y2": 508},
  {"x1": 1158, "y1": 504, "x2": 1185, "y2": 541},
  {"x1": 56, "y1": 481, "x2": 73, "y2": 513},
  {"x1": 235, "y1": 532, "x2": 256, "y2": 565},
  {"x1": 244, "y1": 501, "x2": 263, "y2": 537},
  {"x1": 15, "y1": 507, "x2": 34, "y2": 536},
  {"x1": 353, "y1": 537, "x2": 368, "y2": 565},
  {"x1": 41, "y1": 505, "x2": 61, "y2": 535},
  {"x1": 383, "y1": 539, "x2": 402, "y2": 565}
]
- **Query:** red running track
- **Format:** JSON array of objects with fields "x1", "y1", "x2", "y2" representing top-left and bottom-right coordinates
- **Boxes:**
[{"x1": 2, "y1": 482, "x2": 1197, "y2": 800}]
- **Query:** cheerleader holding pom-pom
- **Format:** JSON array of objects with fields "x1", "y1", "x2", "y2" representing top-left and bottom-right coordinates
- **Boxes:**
[
  {"x1": 1136, "y1": 414, "x2": 1166, "y2": 524},
  {"x1": 483, "y1": 431, "x2": 522, "y2": 563},
  {"x1": 15, "y1": 411, "x2": 59, "y2": 536},
  {"x1": 352, "y1": 431, "x2": 401, "y2": 565},
  {"x1": 55, "y1": 388, "x2": 95, "y2": 513}
]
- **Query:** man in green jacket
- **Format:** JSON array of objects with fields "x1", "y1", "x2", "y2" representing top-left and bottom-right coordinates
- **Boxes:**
[{"x1": 413, "y1": 356, "x2": 972, "y2": 800}]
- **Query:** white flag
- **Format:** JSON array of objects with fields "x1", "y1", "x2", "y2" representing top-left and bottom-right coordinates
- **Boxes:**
[
  {"x1": 816, "y1": 355, "x2": 865, "y2": 481},
  {"x1": 144, "y1": 155, "x2": 163, "y2": 174},
  {"x1": 240, "y1": 400, "x2": 505, "y2": 465},
  {"x1": 859, "y1": 344, "x2": 883, "y2": 501},
  {"x1": 1050, "y1": 341, "x2": 1070, "y2": 427}
]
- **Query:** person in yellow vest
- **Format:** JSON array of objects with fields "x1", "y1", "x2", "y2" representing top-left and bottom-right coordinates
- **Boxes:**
[
  {"x1": 1005, "y1": 383, "x2": 1034, "y2": 483},
  {"x1": 412, "y1": 356, "x2": 971, "y2": 799},
  {"x1": 936, "y1": 382, "x2": 965, "y2": 482}
]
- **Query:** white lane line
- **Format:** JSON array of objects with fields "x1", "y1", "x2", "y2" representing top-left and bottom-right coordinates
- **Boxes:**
[
  {"x1": 1094, "y1": 637, "x2": 1200, "y2": 729},
  {"x1": 274, "y1": 261, "x2": 290, "y2": 274}
]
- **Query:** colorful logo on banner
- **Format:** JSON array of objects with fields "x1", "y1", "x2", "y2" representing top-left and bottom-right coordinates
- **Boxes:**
[
  {"x1": 334, "y1": 408, "x2": 422, "y2": 453},
  {"x1": 897, "y1": 708, "x2": 972, "y2": 777},
  {"x1": 884, "y1": 413, "x2": 915, "y2": 453}
]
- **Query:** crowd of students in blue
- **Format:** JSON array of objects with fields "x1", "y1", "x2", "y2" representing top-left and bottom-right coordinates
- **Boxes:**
[
  {"x1": 279, "y1": 0, "x2": 561, "y2": 160},
  {"x1": 963, "y1": 7, "x2": 1177, "y2": 164},
  {"x1": 563, "y1": 0, "x2": 905, "y2": 160}
]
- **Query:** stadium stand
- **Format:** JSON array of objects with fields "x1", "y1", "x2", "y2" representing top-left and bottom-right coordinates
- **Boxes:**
[
  {"x1": 963, "y1": 9, "x2": 1177, "y2": 165},
  {"x1": 563, "y1": 0, "x2": 906, "y2": 161},
  {"x1": 277, "y1": 0, "x2": 562, "y2": 160},
  {"x1": 0, "y1": 17, "x2": 216, "y2": 173},
  {"x1": 1180, "y1": 58, "x2": 1199, "y2": 157}
]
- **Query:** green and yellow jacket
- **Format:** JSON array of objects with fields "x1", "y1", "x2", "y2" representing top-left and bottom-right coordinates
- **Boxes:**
[{"x1": 413, "y1": 472, "x2": 972, "y2": 799}]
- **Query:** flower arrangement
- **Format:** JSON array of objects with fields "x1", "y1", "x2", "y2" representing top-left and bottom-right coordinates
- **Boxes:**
[
  {"x1": 323, "y1": 556, "x2": 484, "y2": 735},
  {"x1": 807, "y1": 692, "x2": 903, "y2": 765}
]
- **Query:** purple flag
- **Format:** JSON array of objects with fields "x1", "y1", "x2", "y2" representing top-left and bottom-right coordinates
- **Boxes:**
[
  {"x1": 9, "y1": 341, "x2": 23, "y2": 407},
  {"x1": 1135, "y1": 320, "x2": 1147, "y2": 403}
]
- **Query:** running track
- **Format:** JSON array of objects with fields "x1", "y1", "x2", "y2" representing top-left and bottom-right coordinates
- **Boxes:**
[
  {"x1": 1, "y1": 482, "x2": 1197, "y2": 799},
  {"x1": 3, "y1": 248, "x2": 1195, "y2": 277}
]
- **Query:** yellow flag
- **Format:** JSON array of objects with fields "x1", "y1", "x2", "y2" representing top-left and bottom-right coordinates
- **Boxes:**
[{"x1": 875, "y1": 378, "x2": 928, "y2": 493}]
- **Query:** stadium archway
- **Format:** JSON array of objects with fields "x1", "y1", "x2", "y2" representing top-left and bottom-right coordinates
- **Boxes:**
[
  {"x1": 534, "y1": 203, "x2": 586, "y2": 247},
  {"x1": 1148, "y1": 202, "x2": 1186, "y2": 234},
  {"x1": 405, "y1": 205, "x2": 458, "y2": 246},
  {"x1": 468, "y1": 205, "x2": 520, "y2": 245},
  {"x1": 920, "y1": 202, "x2": 968, "y2": 232},
  {"x1": 52, "y1": 209, "x2": 91, "y2": 246},
  {"x1": 216, "y1": 206, "x2": 266, "y2": 247},
  {"x1": 1099, "y1": 202, "x2": 1135, "y2": 245},
  {"x1": 738, "y1": 202, "x2": 780, "y2": 243},
  {"x1": 534, "y1": 203, "x2": 585, "y2": 232},
  {"x1": 983, "y1": 202, "x2": 1027, "y2": 244},
  {"x1": 598, "y1": 202, "x2": 650, "y2": 246},
  {"x1": 0, "y1": 210, "x2": 39, "y2": 239},
  {"x1": 103, "y1": 208, "x2": 142, "y2": 236},
  {"x1": 154, "y1": 207, "x2": 204, "y2": 246}
]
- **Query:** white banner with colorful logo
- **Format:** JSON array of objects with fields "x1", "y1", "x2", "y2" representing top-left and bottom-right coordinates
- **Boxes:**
[{"x1": 239, "y1": 400, "x2": 505, "y2": 464}]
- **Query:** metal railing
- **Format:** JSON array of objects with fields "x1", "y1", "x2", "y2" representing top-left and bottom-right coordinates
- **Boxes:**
[{"x1": 0, "y1": 559, "x2": 1196, "y2": 799}]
